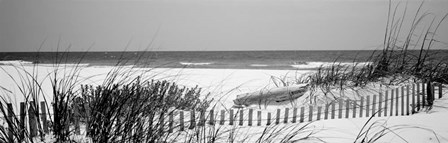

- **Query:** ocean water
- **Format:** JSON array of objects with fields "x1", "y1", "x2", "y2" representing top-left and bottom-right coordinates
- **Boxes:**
[{"x1": 0, "y1": 50, "x2": 446, "y2": 70}]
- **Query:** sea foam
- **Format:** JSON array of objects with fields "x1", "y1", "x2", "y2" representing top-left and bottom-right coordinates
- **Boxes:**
[
  {"x1": 0, "y1": 60, "x2": 33, "y2": 65},
  {"x1": 180, "y1": 62, "x2": 212, "y2": 66},
  {"x1": 290, "y1": 62, "x2": 372, "y2": 69}
]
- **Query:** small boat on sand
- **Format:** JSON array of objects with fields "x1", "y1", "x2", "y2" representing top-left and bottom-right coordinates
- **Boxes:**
[{"x1": 233, "y1": 84, "x2": 308, "y2": 108}]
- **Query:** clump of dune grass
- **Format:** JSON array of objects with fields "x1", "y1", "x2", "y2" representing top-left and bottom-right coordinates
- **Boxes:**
[
  {"x1": 297, "y1": 1, "x2": 448, "y2": 103},
  {"x1": 80, "y1": 76, "x2": 212, "y2": 142}
]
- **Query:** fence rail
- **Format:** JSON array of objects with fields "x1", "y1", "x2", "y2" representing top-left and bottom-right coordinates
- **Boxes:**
[{"x1": 1, "y1": 82, "x2": 444, "y2": 141}]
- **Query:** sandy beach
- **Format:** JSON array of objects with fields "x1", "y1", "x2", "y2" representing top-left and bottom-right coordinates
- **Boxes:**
[{"x1": 1, "y1": 63, "x2": 448, "y2": 142}]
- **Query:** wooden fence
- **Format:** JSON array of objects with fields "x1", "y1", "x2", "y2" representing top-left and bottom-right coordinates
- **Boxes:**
[{"x1": 1, "y1": 82, "x2": 444, "y2": 140}]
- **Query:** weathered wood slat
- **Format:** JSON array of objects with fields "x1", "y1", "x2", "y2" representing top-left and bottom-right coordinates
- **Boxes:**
[
  {"x1": 180, "y1": 111, "x2": 185, "y2": 131},
  {"x1": 395, "y1": 88, "x2": 399, "y2": 116},
  {"x1": 300, "y1": 107, "x2": 305, "y2": 122},
  {"x1": 276, "y1": 109, "x2": 280, "y2": 125},
  {"x1": 360, "y1": 97, "x2": 364, "y2": 117},
  {"x1": 267, "y1": 112, "x2": 271, "y2": 125},
  {"x1": 390, "y1": 89, "x2": 394, "y2": 116},
  {"x1": 401, "y1": 86, "x2": 405, "y2": 116},
  {"x1": 422, "y1": 83, "x2": 426, "y2": 107},
  {"x1": 239, "y1": 110, "x2": 244, "y2": 126},
  {"x1": 338, "y1": 99, "x2": 343, "y2": 119},
  {"x1": 317, "y1": 106, "x2": 322, "y2": 120},
  {"x1": 292, "y1": 108, "x2": 297, "y2": 123},
  {"x1": 169, "y1": 112, "x2": 174, "y2": 133},
  {"x1": 189, "y1": 110, "x2": 195, "y2": 129},
  {"x1": 372, "y1": 95, "x2": 376, "y2": 117},
  {"x1": 40, "y1": 102, "x2": 48, "y2": 133},
  {"x1": 379, "y1": 93, "x2": 382, "y2": 117},
  {"x1": 309, "y1": 106, "x2": 313, "y2": 121},
  {"x1": 345, "y1": 100, "x2": 350, "y2": 119},
  {"x1": 384, "y1": 90, "x2": 388, "y2": 116},
  {"x1": 417, "y1": 83, "x2": 421, "y2": 111},
  {"x1": 229, "y1": 109, "x2": 234, "y2": 125},
  {"x1": 366, "y1": 95, "x2": 370, "y2": 117},
  {"x1": 406, "y1": 85, "x2": 410, "y2": 115},
  {"x1": 249, "y1": 109, "x2": 253, "y2": 126},
  {"x1": 7, "y1": 103, "x2": 14, "y2": 142},
  {"x1": 220, "y1": 110, "x2": 225, "y2": 125},
  {"x1": 353, "y1": 100, "x2": 356, "y2": 118},
  {"x1": 209, "y1": 109, "x2": 215, "y2": 125},
  {"x1": 20, "y1": 102, "x2": 26, "y2": 141},
  {"x1": 29, "y1": 102, "x2": 37, "y2": 138}
]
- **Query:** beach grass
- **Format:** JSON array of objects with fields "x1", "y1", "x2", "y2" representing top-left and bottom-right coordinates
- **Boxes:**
[{"x1": 297, "y1": 1, "x2": 448, "y2": 103}]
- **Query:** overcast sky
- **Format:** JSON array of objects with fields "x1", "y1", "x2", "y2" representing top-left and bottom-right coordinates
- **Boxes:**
[{"x1": 0, "y1": 0, "x2": 447, "y2": 52}]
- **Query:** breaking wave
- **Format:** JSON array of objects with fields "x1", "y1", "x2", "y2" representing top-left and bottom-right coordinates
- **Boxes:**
[
  {"x1": 0, "y1": 60, "x2": 33, "y2": 65},
  {"x1": 180, "y1": 62, "x2": 212, "y2": 66},
  {"x1": 290, "y1": 62, "x2": 372, "y2": 69}
]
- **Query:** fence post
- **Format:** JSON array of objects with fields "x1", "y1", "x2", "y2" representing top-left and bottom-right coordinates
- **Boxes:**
[
  {"x1": 395, "y1": 88, "x2": 399, "y2": 116},
  {"x1": 179, "y1": 111, "x2": 184, "y2": 131},
  {"x1": 29, "y1": 102, "x2": 38, "y2": 138},
  {"x1": 257, "y1": 111, "x2": 262, "y2": 126},
  {"x1": 412, "y1": 84, "x2": 416, "y2": 114},
  {"x1": 275, "y1": 109, "x2": 280, "y2": 125},
  {"x1": 417, "y1": 83, "x2": 421, "y2": 111},
  {"x1": 284, "y1": 108, "x2": 289, "y2": 123},
  {"x1": 345, "y1": 100, "x2": 350, "y2": 119},
  {"x1": 292, "y1": 108, "x2": 297, "y2": 123},
  {"x1": 239, "y1": 110, "x2": 244, "y2": 126},
  {"x1": 390, "y1": 89, "x2": 394, "y2": 116},
  {"x1": 379, "y1": 93, "x2": 382, "y2": 117},
  {"x1": 324, "y1": 104, "x2": 329, "y2": 120},
  {"x1": 422, "y1": 82, "x2": 426, "y2": 107},
  {"x1": 189, "y1": 110, "x2": 195, "y2": 129},
  {"x1": 338, "y1": 99, "x2": 343, "y2": 119},
  {"x1": 159, "y1": 112, "x2": 165, "y2": 133},
  {"x1": 352, "y1": 100, "x2": 356, "y2": 118},
  {"x1": 220, "y1": 110, "x2": 225, "y2": 125},
  {"x1": 74, "y1": 103, "x2": 80, "y2": 135},
  {"x1": 432, "y1": 83, "x2": 435, "y2": 100},
  {"x1": 372, "y1": 95, "x2": 376, "y2": 117},
  {"x1": 360, "y1": 97, "x2": 364, "y2": 118},
  {"x1": 169, "y1": 112, "x2": 174, "y2": 133},
  {"x1": 40, "y1": 102, "x2": 48, "y2": 133},
  {"x1": 19, "y1": 102, "x2": 25, "y2": 141},
  {"x1": 83, "y1": 102, "x2": 91, "y2": 135},
  {"x1": 229, "y1": 109, "x2": 234, "y2": 125},
  {"x1": 406, "y1": 85, "x2": 410, "y2": 115},
  {"x1": 300, "y1": 107, "x2": 305, "y2": 122},
  {"x1": 209, "y1": 109, "x2": 215, "y2": 125},
  {"x1": 331, "y1": 102, "x2": 336, "y2": 119},
  {"x1": 439, "y1": 83, "x2": 443, "y2": 99},
  {"x1": 248, "y1": 109, "x2": 253, "y2": 126},
  {"x1": 384, "y1": 90, "x2": 388, "y2": 116},
  {"x1": 199, "y1": 111, "x2": 206, "y2": 126},
  {"x1": 309, "y1": 105, "x2": 313, "y2": 121},
  {"x1": 7, "y1": 103, "x2": 14, "y2": 143},
  {"x1": 401, "y1": 86, "x2": 405, "y2": 116},
  {"x1": 316, "y1": 106, "x2": 321, "y2": 120},
  {"x1": 267, "y1": 112, "x2": 271, "y2": 125},
  {"x1": 366, "y1": 95, "x2": 370, "y2": 117}
]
